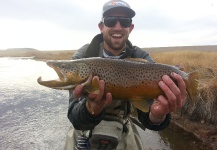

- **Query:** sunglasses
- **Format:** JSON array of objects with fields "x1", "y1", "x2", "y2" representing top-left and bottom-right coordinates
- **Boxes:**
[{"x1": 103, "y1": 17, "x2": 132, "y2": 28}]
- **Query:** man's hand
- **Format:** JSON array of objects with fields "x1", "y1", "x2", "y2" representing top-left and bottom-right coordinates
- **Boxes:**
[
  {"x1": 149, "y1": 72, "x2": 186, "y2": 124},
  {"x1": 73, "y1": 76, "x2": 112, "y2": 116}
]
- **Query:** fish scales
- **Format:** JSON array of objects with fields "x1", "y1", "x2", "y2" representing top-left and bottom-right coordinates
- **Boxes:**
[
  {"x1": 80, "y1": 59, "x2": 185, "y2": 100},
  {"x1": 73, "y1": 58, "x2": 186, "y2": 85},
  {"x1": 37, "y1": 57, "x2": 198, "y2": 112}
]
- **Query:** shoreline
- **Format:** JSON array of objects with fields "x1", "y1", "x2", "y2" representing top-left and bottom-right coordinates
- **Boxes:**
[{"x1": 170, "y1": 113, "x2": 217, "y2": 149}]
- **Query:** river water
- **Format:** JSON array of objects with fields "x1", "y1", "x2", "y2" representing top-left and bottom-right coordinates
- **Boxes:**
[{"x1": 0, "y1": 57, "x2": 198, "y2": 150}]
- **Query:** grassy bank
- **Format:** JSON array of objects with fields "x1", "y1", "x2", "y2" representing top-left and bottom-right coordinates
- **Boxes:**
[
  {"x1": 151, "y1": 51, "x2": 217, "y2": 149},
  {"x1": 151, "y1": 51, "x2": 217, "y2": 123}
]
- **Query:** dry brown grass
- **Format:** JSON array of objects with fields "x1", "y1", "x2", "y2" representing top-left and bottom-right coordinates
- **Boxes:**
[
  {"x1": 151, "y1": 50, "x2": 217, "y2": 70},
  {"x1": 151, "y1": 50, "x2": 217, "y2": 124}
]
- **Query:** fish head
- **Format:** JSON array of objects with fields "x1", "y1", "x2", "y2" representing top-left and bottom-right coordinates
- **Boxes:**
[{"x1": 46, "y1": 60, "x2": 90, "y2": 84}]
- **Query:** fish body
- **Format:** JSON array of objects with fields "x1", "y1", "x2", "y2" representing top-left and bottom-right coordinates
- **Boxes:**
[{"x1": 37, "y1": 57, "x2": 198, "y2": 112}]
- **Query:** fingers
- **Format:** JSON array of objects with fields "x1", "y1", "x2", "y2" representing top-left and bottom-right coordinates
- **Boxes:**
[
  {"x1": 87, "y1": 76, "x2": 112, "y2": 115},
  {"x1": 158, "y1": 72, "x2": 186, "y2": 112},
  {"x1": 148, "y1": 72, "x2": 187, "y2": 123},
  {"x1": 88, "y1": 76, "x2": 105, "y2": 103},
  {"x1": 73, "y1": 84, "x2": 83, "y2": 98},
  {"x1": 105, "y1": 92, "x2": 112, "y2": 105},
  {"x1": 158, "y1": 76, "x2": 179, "y2": 112},
  {"x1": 73, "y1": 76, "x2": 112, "y2": 115},
  {"x1": 73, "y1": 76, "x2": 106, "y2": 103},
  {"x1": 88, "y1": 76, "x2": 111, "y2": 106},
  {"x1": 170, "y1": 72, "x2": 186, "y2": 107}
]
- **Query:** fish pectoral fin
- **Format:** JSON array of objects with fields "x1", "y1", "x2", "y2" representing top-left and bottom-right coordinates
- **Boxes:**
[
  {"x1": 82, "y1": 75, "x2": 100, "y2": 94},
  {"x1": 89, "y1": 77, "x2": 100, "y2": 94},
  {"x1": 131, "y1": 98, "x2": 150, "y2": 112}
]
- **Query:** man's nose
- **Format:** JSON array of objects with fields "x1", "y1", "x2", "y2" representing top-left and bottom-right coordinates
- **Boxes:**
[{"x1": 113, "y1": 21, "x2": 122, "y2": 29}]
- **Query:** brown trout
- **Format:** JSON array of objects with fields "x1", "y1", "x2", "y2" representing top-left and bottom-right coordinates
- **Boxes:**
[{"x1": 37, "y1": 57, "x2": 198, "y2": 112}]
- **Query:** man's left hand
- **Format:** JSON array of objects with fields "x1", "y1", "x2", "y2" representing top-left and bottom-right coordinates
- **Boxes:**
[{"x1": 149, "y1": 72, "x2": 186, "y2": 124}]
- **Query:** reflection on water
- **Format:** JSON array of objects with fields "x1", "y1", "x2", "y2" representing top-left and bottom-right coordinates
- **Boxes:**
[
  {"x1": 0, "y1": 58, "x2": 70, "y2": 149},
  {"x1": 0, "y1": 58, "x2": 198, "y2": 150},
  {"x1": 138, "y1": 127, "x2": 199, "y2": 150}
]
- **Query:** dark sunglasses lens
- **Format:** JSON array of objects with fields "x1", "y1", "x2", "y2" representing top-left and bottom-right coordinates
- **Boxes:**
[
  {"x1": 104, "y1": 17, "x2": 131, "y2": 28},
  {"x1": 119, "y1": 18, "x2": 132, "y2": 28},
  {"x1": 104, "y1": 18, "x2": 117, "y2": 27}
]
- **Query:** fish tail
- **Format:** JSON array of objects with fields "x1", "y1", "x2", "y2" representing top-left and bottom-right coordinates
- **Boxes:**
[{"x1": 186, "y1": 71, "x2": 199, "y2": 101}]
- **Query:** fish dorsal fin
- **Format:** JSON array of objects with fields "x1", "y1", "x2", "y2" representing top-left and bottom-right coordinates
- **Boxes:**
[
  {"x1": 131, "y1": 97, "x2": 150, "y2": 112},
  {"x1": 124, "y1": 58, "x2": 149, "y2": 63},
  {"x1": 174, "y1": 64, "x2": 185, "y2": 71}
]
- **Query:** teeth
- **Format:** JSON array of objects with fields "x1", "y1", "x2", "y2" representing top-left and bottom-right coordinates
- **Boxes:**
[{"x1": 112, "y1": 34, "x2": 122, "y2": 37}]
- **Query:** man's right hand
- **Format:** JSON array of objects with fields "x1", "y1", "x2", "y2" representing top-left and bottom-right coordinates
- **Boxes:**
[{"x1": 73, "y1": 76, "x2": 112, "y2": 116}]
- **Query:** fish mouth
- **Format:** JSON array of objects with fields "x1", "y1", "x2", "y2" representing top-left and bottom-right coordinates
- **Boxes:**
[
  {"x1": 46, "y1": 61, "x2": 66, "y2": 82},
  {"x1": 37, "y1": 77, "x2": 76, "y2": 90},
  {"x1": 37, "y1": 61, "x2": 73, "y2": 89}
]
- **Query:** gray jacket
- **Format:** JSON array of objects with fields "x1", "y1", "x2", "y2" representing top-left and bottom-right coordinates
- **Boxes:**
[{"x1": 67, "y1": 34, "x2": 171, "y2": 131}]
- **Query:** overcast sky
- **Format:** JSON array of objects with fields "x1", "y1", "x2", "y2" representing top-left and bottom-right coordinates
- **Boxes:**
[{"x1": 0, "y1": 0, "x2": 216, "y2": 50}]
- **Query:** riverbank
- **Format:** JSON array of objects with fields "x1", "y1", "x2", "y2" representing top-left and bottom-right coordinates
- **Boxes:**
[{"x1": 170, "y1": 113, "x2": 216, "y2": 149}]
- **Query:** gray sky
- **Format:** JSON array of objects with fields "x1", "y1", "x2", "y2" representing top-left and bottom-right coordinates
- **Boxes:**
[{"x1": 0, "y1": 0, "x2": 216, "y2": 50}]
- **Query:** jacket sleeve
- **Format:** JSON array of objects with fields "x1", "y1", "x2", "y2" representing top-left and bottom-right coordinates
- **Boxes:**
[
  {"x1": 67, "y1": 96, "x2": 105, "y2": 130},
  {"x1": 137, "y1": 109, "x2": 171, "y2": 131}
]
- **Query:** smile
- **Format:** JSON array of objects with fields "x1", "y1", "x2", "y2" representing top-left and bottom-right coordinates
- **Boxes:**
[{"x1": 112, "y1": 33, "x2": 122, "y2": 38}]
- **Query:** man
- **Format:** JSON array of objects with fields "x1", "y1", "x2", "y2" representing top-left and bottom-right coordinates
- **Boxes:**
[{"x1": 65, "y1": 0, "x2": 186, "y2": 149}]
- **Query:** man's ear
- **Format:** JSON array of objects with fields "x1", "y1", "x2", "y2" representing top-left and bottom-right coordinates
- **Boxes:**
[
  {"x1": 129, "y1": 24, "x2": 134, "y2": 33},
  {"x1": 98, "y1": 22, "x2": 104, "y2": 32}
]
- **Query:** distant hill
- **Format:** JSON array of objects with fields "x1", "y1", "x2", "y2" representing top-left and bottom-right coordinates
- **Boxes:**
[
  {"x1": 0, "y1": 48, "x2": 39, "y2": 57},
  {"x1": 0, "y1": 45, "x2": 216, "y2": 59},
  {"x1": 5, "y1": 48, "x2": 38, "y2": 51},
  {"x1": 143, "y1": 45, "x2": 217, "y2": 53}
]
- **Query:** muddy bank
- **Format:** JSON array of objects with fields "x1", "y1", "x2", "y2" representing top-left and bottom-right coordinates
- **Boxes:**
[{"x1": 169, "y1": 113, "x2": 217, "y2": 150}]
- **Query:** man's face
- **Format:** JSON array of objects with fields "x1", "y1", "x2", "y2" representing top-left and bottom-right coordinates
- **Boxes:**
[{"x1": 99, "y1": 12, "x2": 134, "y2": 52}]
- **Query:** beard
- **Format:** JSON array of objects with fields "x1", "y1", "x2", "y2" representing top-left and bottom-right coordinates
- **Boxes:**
[{"x1": 103, "y1": 32, "x2": 128, "y2": 51}]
